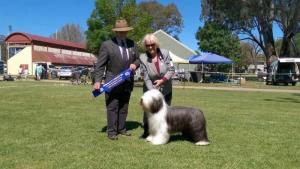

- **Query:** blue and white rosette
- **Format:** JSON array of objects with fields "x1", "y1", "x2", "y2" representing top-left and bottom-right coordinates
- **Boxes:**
[{"x1": 92, "y1": 69, "x2": 133, "y2": 97}]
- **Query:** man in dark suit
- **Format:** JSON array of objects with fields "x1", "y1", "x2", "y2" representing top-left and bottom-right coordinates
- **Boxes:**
[{"x1": 93, "y1": 19, "x2": 140, "y2": 140}]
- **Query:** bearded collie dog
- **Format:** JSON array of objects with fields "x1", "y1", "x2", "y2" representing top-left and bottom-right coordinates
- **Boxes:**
[{"x1": 140, "y1": 89, "x2": 209, "y2": 145}]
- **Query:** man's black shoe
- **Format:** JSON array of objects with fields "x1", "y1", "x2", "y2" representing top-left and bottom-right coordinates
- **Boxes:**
[
  {"x1": 119, "y1": 131, "x2": 131, "y2": 136},
  {"x1": 108, "y1": 135, "x2": 118, "y2": 140}
]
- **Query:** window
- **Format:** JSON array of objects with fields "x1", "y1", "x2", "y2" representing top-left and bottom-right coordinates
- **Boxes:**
[{"x1": 8, "y1": 47, "x2": 24, "y2": 58}]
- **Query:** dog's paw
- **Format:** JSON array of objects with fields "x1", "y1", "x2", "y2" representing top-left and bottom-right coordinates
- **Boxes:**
[
  {"x1": 146, "y1": 136, "x2": 153, "y2": 142},
  {"x1": 151, "y1": 142, "x2": 164, "y2": 145},
  {"x1": 195, "y1": 141, "x2": 210, "y2": 146},
  {"x1": 151, "y1": 139, "x2": 166, "y2": 145},
  {"x1": 151, "y1": 137, "x2": 168, "y2": 145}
]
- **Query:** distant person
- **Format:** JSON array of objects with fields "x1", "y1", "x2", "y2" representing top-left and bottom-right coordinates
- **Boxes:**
[
  {"x1": 90, "y1": 64, "x2": 96, "y2": 85},
  {"x1": 93, "y1": 19, "x2": 140, "y2": 140},
  {"x1": 18, "y1": 66, "x2": 24, "y2": 79},
  {"x1": 73, "y1": 68, "x2": 81, "y2": 85},
  {"x1": 81, "y1": 68, "x2": 89, "y2": 85},
  {"x1": 35, "y1": 64, "x2": 44, "y2": 80},
  {"x1": 139, "y1": 33, "x2": 175, "y2": 139},
  {"x1": 23, "y1": 68, "x2": 28, "y2": 79}
]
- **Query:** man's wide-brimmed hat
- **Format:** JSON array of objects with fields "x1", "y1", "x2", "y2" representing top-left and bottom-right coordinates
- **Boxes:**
[{"x1": 112, "y1": 19, "x2": 133, "y2": 32}]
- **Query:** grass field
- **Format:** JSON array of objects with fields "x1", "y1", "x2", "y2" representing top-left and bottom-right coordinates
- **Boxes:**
[
  {"x1": 174, "y1": 80, "x2": 300, "y2": 90},
  {"x1": 0, "y1": 81, "x2": 299, "y2": 169}
]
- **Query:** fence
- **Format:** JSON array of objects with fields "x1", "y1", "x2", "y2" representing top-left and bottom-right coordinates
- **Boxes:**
[{"x1": 172, "y1": 70, "x2": 299, "y2": 86}]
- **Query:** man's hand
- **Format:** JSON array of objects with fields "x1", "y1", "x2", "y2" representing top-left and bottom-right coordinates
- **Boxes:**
[
  {"x1": 129, "y1": 64, "x2": 137, "y2": 71},
  {"x1": 94, "y1": 82, "x2": 101, "y2": 90}
]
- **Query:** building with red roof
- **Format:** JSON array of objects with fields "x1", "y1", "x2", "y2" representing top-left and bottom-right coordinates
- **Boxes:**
[{"x1": 5, "y1": 32, "x2": 96, "y2": 76}]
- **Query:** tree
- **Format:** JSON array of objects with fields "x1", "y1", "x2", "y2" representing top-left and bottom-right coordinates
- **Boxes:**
[
  {"x1": 275, "y1": 0, "x2": 300, "y2": 57},
  {"x1": 292, "y1": 33, "x2": 300, "y2": 55},
  {"x1": 49, "y1": 24, "x2": 85, "y2": 43},
  {"x1": 0, "y1": 35, "x2": 5, "y2": 45},
  {"x1": 138, "y1": 0, "x2": 183, "y2": 38},
  {"x1": 0, "y1": 35, "x2": 7, "y2": 62},
  {"x1": 275, "y1": 32, "x2": 300, "y2": 57},
  {"x1": 196, "y1": 21, "x2": 240, "y2": 72},
  {"x1": 201, "y1": 0, "x2": 300, "y2": 68},
  {"x1": 240, "y1": 41, "x2": 263, "y2": 72},
  {"x1": 86, "y1": 0, "x2": 153, "y2": 54}
]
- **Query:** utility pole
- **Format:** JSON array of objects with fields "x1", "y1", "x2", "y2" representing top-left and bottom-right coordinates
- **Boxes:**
[{"x1": 8, "y1": 25, "x2": 12, "y2": 34}]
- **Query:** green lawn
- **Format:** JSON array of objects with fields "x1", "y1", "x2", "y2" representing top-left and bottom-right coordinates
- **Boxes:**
[
  {"x1": 173, "y1": 80, "x2": 300, "y2": 90},
  {"x1": 0, "y1": 81, "x2": 299, "y2": 169}
]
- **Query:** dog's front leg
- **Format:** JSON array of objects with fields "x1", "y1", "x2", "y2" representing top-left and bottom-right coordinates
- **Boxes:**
[{"x1": 150, "y1": 133, "x2": 170, "y2": 145}]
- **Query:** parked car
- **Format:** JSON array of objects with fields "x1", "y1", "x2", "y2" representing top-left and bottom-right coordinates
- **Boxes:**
[
  {"x1": 0, "y1": 60, "x2": 4, "y2": 75},
  {"x1": 0, "y1": 61, "x2": 10, "y2": 81},
  {"x1": 57, "y1": 66, "x2": 73, "y2": 79},
  {"x1": 257, "y1": 70, "x2": 267, "y2": 81},
  {"x1": 48, "y1": 64, "x2": 58, "y2": 78},
  {"x1": 266, "y1": 58, "x2": 300, "y2": 86}
]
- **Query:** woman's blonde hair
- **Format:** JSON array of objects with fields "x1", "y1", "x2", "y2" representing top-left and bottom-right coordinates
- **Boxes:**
[{"x1": 143, "y1": 33, "x2": 160, "y2": 48}]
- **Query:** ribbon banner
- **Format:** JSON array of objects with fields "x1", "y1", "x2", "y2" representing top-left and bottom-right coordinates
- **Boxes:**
[{"x1": 92, "y1": 69, "x2": 133, "y2": 97}]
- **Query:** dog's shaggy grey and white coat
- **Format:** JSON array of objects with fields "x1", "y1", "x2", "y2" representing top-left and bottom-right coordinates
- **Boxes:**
[{"x1": 140, "y1": 89, "x2": 209, "y2": 145}]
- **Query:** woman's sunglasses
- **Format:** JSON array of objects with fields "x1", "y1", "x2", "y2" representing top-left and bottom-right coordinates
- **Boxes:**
[{"x1": 145, "y1": 43, "x2": 156, "y2": 47}]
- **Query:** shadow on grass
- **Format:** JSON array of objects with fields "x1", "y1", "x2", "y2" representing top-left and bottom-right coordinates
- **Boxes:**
[
  {"x1": 100, "y1": 121, "x2": 141, "y2": 133},
  {"x1": 264, "y1": 97, "x2": 300, "y2": 103},
  {"x1": 293, "y1": 93, "x2": 300, "y2": 97}
]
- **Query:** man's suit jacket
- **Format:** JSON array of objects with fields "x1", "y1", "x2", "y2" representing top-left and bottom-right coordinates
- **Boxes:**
[
  {"x1": 140, "y1": 48, "x2": 175, "y2": 95},
  {"x1": 94, "y1": 37, "x2": 140, "y2": 92}
]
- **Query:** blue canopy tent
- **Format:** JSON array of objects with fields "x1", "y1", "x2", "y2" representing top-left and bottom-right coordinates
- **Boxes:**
[
  {"x1": 188, "y1": 52, "x2": 234, "y2": 82},
  {"x1": 188, "y1": 52, "x2": 233, "y2": 64}
]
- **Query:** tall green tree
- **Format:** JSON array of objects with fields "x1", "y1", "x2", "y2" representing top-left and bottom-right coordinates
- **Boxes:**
[
  {"x1": 240, "y1": 41, "x2": 263, "y2": 72},
  {"x1": 138, "y1": 0, "x2": 183, "y2": 38},
  {"x1": 86, "y1": 0, "x2": 152, "y2": 54},
  {"x1": 0, "y1": 35, "x2": 7, "y2": 62},
  {"x1": 196, "y1": 21, "x2": 240, "y2": 71},
  {"x1": 49, "y1": 24, "x2": 85, "y2": 43},
  {"x1": 201, "y1": 0, "x2": 300, "y2": 68}
]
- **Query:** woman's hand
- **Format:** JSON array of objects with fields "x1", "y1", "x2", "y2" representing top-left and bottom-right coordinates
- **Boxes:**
[{"x1": 153, "y1": 79, "x2": 164, "y2": 88}]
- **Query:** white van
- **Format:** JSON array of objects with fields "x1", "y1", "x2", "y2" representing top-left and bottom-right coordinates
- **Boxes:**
[{"x1": 266, "y1": 58, "x2": 300, "y2": 86}]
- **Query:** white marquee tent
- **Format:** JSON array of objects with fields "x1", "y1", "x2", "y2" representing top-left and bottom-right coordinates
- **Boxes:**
[{"x1": 169, "y1": 51, "x2": 189, "y2": 64}]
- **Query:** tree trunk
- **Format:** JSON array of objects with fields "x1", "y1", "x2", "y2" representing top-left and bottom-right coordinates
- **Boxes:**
[
  {"x1": 278, "y1": 0, "x2": 300, "y2": 57},
  {"x1": 263, "y1": 44, "x2": 275, "y2": 71},
  {"x1": 261, "y1": 24, "x2": 276, "y2": 71},
  {"x1": 256, "y1": 0, "x2": 276, "y2": 71},
  {"x1": 280, "y1": 36, "x2": 291, "y2": 57}
]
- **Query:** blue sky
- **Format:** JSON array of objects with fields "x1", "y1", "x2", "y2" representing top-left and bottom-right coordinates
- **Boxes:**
[
  {"x1": 0, "y1": 0, "x2": 202, "y2": 51},
  {"x1": 0, "y1": 0, "x2": 282, "y2": 51}
]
